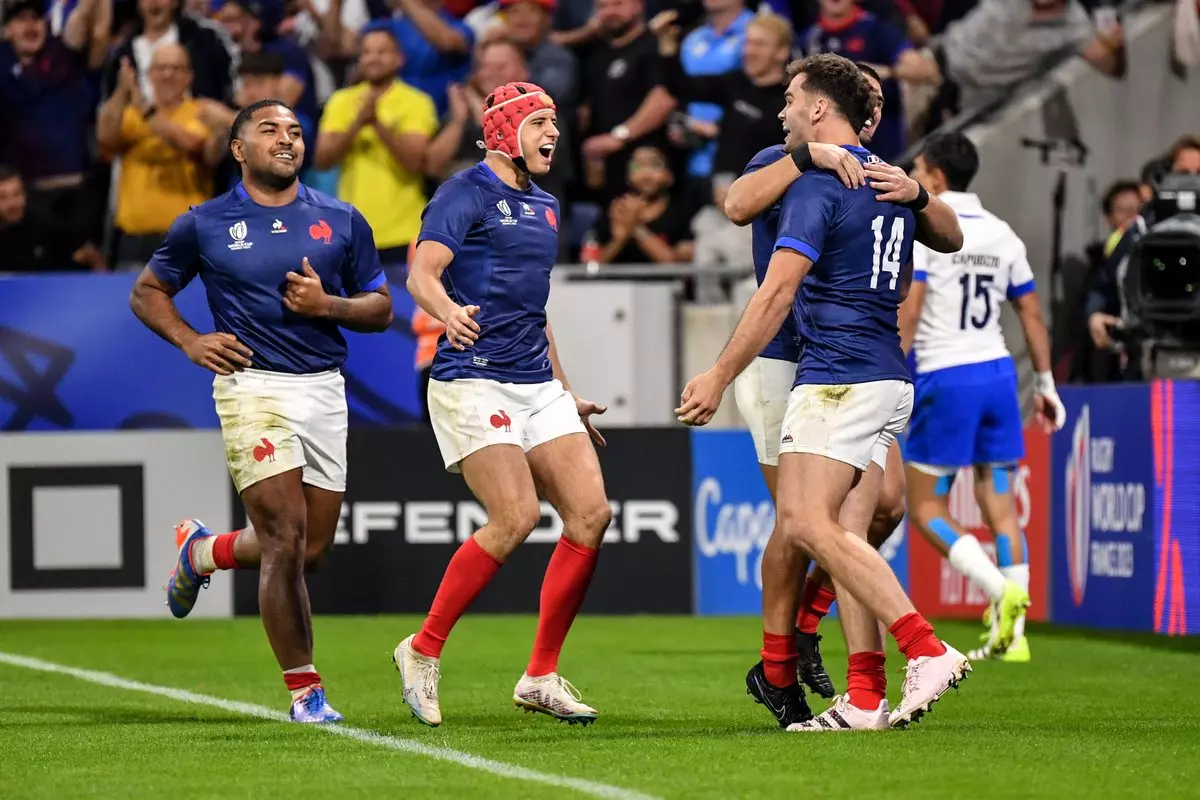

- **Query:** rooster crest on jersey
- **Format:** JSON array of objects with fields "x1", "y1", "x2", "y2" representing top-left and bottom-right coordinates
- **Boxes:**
[{"x1": 480, "y1": 81, "x2": 556, "y2": 171}]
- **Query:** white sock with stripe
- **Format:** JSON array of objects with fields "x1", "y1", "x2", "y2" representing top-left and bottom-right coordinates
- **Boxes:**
[{"x1": 948, "y1": 535, "x2": 1008, "y2": 603}]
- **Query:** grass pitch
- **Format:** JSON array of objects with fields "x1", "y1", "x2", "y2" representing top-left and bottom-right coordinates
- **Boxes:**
[{"x1": 2, "y1": 616, "x2": 1197, "y2": 799}]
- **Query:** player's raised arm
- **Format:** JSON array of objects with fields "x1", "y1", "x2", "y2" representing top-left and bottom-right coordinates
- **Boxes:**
[
  {"x1": 725, "y1": 144, "x2": 865, "y2": 227},
  {"x1": 865, "y1": 161, "x2": 963, "y2": 253},
  {"x1": 130, "y1": 212, "x2": 253, "y2": 376}
]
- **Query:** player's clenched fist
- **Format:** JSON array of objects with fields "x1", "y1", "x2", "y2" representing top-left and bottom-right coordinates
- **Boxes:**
[
  {"x1": 444, "y1": 304, "x2": 481, "y2": 350},
  {"x1": 675, "y1": 369, "x2": 726, "y2": 426},
  {"x1": 183, "y1": 332, "x2": 253, "y2": 376}
]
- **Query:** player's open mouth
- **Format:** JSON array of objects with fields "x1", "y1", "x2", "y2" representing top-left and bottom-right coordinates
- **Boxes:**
[
  {"x1": 273, "y1": 152, "x2": 295, "y2": 162},
  {"x1": 537, "y1": 144, "x2": 555, "y2": 158}
]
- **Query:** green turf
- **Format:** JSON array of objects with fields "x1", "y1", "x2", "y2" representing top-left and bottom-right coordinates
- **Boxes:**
[{"x1": 1, "y1": 616, "x2": 1197, "y2": 799}]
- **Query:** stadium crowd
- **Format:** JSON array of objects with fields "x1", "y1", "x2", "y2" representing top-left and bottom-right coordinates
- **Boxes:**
[{"x1": 0, "y1": 0, "x2": 1139, "y2": 273}]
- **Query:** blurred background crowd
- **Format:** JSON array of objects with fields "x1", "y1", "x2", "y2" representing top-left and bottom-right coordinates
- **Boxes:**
[{"x1": 0, "y1": 0, "x2": 1197, "y2": 381}]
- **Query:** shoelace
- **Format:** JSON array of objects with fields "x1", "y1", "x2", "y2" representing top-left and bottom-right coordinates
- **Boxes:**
[
  {"x1": 417, "y1": 659, "x2": 441, "y2": 700},
  {"x1": 553, "y1": 675, "x2": 583, "y2": 703}
]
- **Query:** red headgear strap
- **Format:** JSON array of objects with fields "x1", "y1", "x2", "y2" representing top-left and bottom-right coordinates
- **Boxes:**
[{"x1": 480, "y1": 81, "x2": 556, "y2": 170}]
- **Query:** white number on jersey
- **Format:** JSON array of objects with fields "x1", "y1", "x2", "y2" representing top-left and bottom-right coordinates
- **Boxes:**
[{"x1": 870, "y1": 215, "x2": 905, "y2": 290}]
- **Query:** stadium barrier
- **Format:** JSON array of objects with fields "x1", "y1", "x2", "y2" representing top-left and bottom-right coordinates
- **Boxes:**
[
  {"x1": 0, "y1": 430, "x2": 235, "y2": 618},
  {"x1": 230, "y1": 427, "x2": 694, "y2": 616}
]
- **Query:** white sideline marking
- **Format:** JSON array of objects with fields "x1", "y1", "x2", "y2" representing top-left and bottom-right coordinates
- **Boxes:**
[{"x1": 0, "y1": 651, "x2": 659, "y2": 800}]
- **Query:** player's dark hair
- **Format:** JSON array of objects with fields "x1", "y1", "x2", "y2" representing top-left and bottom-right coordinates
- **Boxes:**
[
  {"x1": 919, "y1": 132, "x2": 979, "y2": 192},
  {"x1": 1101, "y1": 180, "x2": 1141, "y2": 215},
  {"x1": 231, "y1": 98, "x2": 295, "y2": 142},
  {"x1": 855, "y1": 62, "x2": 882, "y2": 85},
  {"x1": 785, "y1": 54, "x2": 873, "y2": 132},
  {"x1": 238, "y1": 51, "x2": 286, "y2": 78},
  {"x1": 0, "y1": 164, "x2": 19, "y2": 183}
]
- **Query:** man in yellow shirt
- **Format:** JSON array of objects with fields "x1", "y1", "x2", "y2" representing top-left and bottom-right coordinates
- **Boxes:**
[
  {"x1": 97, "y1": 44, "x2": 212, "y2": 270},
  {"x1": 317, "y1": 28, "x2": 437, "y2": 262}
]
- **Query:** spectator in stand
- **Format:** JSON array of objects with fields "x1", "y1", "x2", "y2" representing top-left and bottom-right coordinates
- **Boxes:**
[
  {"x1": 0, "y1": 166, "x2": 104, "y2": 271},
  {"x1": 934, "y1": 0, "x2": 1125, "y2": 116},
  {"x1": 424, "y1": 38, "x2": 528, "y2": 181},
  {"x1": 102, "y1": 0, "x2": 235, "y2": 103},
  {"x1": 211, "y1": 0, "x2": 319, "y2": 135},
  {"x1": 43, "y1": 0, "x2": 112, "y2": 68},
  {"x1": 580, "y1": 0, "x2": 676, "y2": 203},
  {"x1": 675, "y1": 0, "x2": 752, "y2": 195},
  {"x1": 1087, "y1": 179, "x2": 1141, "y2": 267},
  {"x1": 653, "y1": 9, "x2": 789, "y2": 181},
  {"x1": 595, "y1": 145, "x2": 693, "y2": 264},
  {"x1": 317, "y1": 27, "x2": 436, "y2": 264},
  {"x1": 798, "y1": 0, "x2": 939, "y2": 161},
  {"x1": 691, "y1": 171, "x2": 750, "y2": 273},
  {"x1": 0, "y1": 0, "x2": 109, "y2": 250},
  {"x1": 97, "y1": 45, "x2": 211, "y2": 269},
  {"x1": 198, "y1": 51, "x2": 298, "y2": 191},
  {"x1": 365, "y1": 0, "x2": 474, "y2": 116}
]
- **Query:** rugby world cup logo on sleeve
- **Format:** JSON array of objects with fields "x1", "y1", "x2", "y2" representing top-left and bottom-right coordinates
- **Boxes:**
[{"x1": 1066, "y1": 405, "x2": 1091, "y2": 606}]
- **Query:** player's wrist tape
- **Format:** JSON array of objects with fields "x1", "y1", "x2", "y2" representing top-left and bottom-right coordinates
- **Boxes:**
[
  {"x1": 790, "y1": 143, "x2": 813, "y2": 173},
  {"x1": 1034, "y1": 370, "x2": 1057, "y2": 395},
  {"x1": 901, "y1": 184, "x2": 929, "y2": 212}
]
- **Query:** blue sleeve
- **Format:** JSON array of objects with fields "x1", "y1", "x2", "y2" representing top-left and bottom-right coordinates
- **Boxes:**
[
  {"x1": 912, "y1": 270, "x2": 928, "y2": 282},
  {"x1": 418, "y1": 179, "x2": 482, "y2": 255},
  {"x1": 147, "y1": 210, "x2": 201, "y2": 292},
  {"x1": 774, "y1": 173, "x2": 840, "y2": 263},
  {"x1": 344, "y1": 208, "x2": 387, "y2": 294},
  {"x1": 875, "y1": 20, "x2": 912, "y2": 65},
  {"x1": 1007, "y1": 280, "x2": 1036, "y2": 300},
  {"x1": 455, "y1": 17, "x2": 476, "y2": 51},
  {"x1": 742, "y1": 145, "x2": 786, "y2": 177}
]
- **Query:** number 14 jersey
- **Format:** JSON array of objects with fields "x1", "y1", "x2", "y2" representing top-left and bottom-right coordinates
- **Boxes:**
[
  {"x1": 910, "y1": 190, "x2": 1035, "y2": 375},
  {"x1": 775, "y1": 145, "x2": 914, "y2": 386}
]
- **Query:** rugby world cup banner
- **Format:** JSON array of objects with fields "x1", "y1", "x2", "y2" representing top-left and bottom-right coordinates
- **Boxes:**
[
  {"x1": 0, "y1": 271, "x2": 420, "y2": 431},
  {"x1": 1150, "y1": 380, "x2": 1200, "y2": 635},
  {"x1": 232, "y1": 427, "x2": 693, "y2": 615},
  {"x1": 908, "y1": 425, "x2": 1050, "y2": 622},
  {"x1": 1052, "y1": 385, "x2": 1155, "y2": 631},
  {"x1": 690, "y1": 429, "x2": 908, "y2": 616}
]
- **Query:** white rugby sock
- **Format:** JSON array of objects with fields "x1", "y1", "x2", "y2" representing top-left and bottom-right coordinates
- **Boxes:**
[
  {"x1": 948, "y1": 535, "x2": 1007, "y2": 603},
  {"x1": 191, "y1": 536, "x2": 217, "y2": 574},
  {"x1": 1001, "y1": 563, "x2": 1031, "y2": 638}
]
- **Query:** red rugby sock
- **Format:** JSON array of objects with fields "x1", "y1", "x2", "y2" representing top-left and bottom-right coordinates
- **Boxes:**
[
  {"x1": 761, "y1": 632, "x2": 798, "y2": 688},
  {"x1": 846, "y1": 651, "x2": 887, "y2": 710},
  {"x1": 889, "y1": 612, "x2": 947, "y2": 660},
  {"x1": 527, "y1": 538, "x2": 600, "y2": 677},
  {"x1": 212, "y1": 532, "x2": 241, "y2": 570},
  {"x1": 413, "y1": 536, "x2": 503, "y2": 658},
  {"x1": 796, "y1": 583, "x2": 836, "y2": 634}
]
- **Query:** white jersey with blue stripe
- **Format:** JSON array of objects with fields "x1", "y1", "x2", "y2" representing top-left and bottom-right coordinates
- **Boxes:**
[{"x1": 911, "y1": 191, "x2": 1035, "y2": 374}]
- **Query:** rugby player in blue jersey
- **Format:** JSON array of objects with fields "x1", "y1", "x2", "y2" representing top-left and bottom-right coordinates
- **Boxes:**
[
  {"x1": 130, "y1": 99, "x2": 393, "y2": 724},
  {"x1": 725, "y1": 64, "x2": 964, "y2": 708},
  {"x1": 394, "y1": 82, "x2": 610, "y2": 728},
  {"x1": 679, "y1": 54, "x2": 970, "y2": 732}
]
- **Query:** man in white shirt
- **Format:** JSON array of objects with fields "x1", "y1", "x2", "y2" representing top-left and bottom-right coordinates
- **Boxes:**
[{"x1": 899, "y1": 132, "x2": 1067, "y2": 663}]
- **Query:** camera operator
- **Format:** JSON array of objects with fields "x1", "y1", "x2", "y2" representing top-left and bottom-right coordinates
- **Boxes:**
[{"x1": 1085, "y1": 134, "x2": 1200, "y2": 379}]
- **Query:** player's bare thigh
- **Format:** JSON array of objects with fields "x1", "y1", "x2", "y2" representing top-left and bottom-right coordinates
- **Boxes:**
[
  {"x1": 904, "y1": 462, "x2": 957, "y2": 557},
  {"x1": 871, "y1": 441, "x2": 906, "y2": 547},
  {"x1": 972, "y1": 463, "x2": 1024, "y2": 560},
  {"x1": 775, "y1": 451, "x2": 859, "y2": 549},
  {"x1": 240, "y1": 467, "x2": 308, "y2": 552},
  {"x1": 527, "y1": 432, "x2": 611, "y2": 548},
  {"x1": 460, "y1": 444, "x2": 542, "y2": 560}
]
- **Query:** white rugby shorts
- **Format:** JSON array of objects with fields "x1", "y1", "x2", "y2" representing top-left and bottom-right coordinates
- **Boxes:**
[
  {"x1": 733, "y1": 356, "x2": 797, "y2": 467},
  {"x1": 427, "y1": 377, "x2": 586, "y2": 472},
  {"x1": 212, "y1": 368, "x2": 348, "y2": 493},
  {"x1": 779, "y1": 379, "x2": 913, "y2": 471}
]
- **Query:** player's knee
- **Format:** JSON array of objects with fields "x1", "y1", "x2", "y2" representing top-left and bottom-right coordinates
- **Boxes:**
[
  {"x1": 777, "y1": 504, "x2": 820, "y2": 551},
  {"x1": 255, "y1": 513, "x2": 307, "y2": 560},
  {"x1": 493, "y1": 498, "x2": 542, "y2": 539},
  {"x1": 565, "y1": 498, "x2": 612, "y2": 539},
  {"x1": 304, "y1": 538, "x2": 332, "y2": 571},
  {"x1": 868, "y1": 500, "x2": 904, "y2": 549}
]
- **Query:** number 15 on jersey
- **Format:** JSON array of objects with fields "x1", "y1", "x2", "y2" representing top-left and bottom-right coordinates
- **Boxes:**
[{"x1": 870, "y1": 215, "x2": 906, "y2": 290}]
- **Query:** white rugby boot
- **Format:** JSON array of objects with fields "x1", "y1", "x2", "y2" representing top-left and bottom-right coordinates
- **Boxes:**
[
  {"x1": 786, "y1": 695, "x2": 889, "y2": 732},
  {"x1": 393, "y1": 634, "x2": 442, "y2": 727},
  {"x1": 889, "y1": 642, "x2": 972, "y2": 728},
  {"x1": 513, "y1": 672, "x2": 598, "y2": 725}
]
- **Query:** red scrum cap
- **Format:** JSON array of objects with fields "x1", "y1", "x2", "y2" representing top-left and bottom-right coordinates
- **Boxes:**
[{"x1": 480, "y1": 81, "x2": 556, "y2": 169}]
